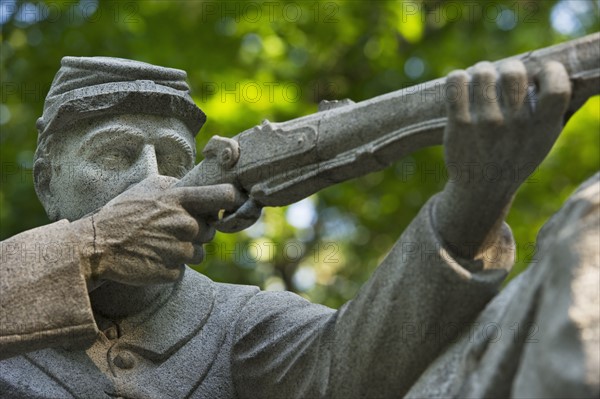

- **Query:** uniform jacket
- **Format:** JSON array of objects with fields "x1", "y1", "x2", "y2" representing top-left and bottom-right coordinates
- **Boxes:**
[{"x1": 1, "y1": 196, "x2": 516, "y2": 398}]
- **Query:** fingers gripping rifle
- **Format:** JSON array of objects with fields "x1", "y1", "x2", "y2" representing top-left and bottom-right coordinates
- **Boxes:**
[{"x1": 175, "y1": 33, "x2": 600, "y2": 233}]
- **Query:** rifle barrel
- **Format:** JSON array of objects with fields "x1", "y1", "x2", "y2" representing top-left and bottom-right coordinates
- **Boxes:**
[{"x1": 177, "y1": 33, "x2": 599, "y2": 225}]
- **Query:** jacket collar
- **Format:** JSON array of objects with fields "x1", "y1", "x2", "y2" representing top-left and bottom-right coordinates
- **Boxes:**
[
  {"x1": 23, "y1": 268, "x2": 216, "y2": 398},
  {"x1": 113, "y1": 267, "x2": 215, "y2": 360}
]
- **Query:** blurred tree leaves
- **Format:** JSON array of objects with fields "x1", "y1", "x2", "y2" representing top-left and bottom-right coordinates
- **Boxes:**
[{"x1": 1, "y1": 0, "x2": 598, "y2": 309}]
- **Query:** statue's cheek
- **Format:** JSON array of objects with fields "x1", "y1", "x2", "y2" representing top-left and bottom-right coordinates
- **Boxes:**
[{"x1": 67, "y1": 163, "x2": 130, "y2": 211}]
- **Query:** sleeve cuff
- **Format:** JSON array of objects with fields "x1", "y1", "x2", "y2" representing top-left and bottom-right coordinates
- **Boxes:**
[
  {"x1": 428, "y1": 193, "x2": 516, "y2": 277},
  {"x1": 0, "y1": 219, "x2": 98, "y2": 359}
]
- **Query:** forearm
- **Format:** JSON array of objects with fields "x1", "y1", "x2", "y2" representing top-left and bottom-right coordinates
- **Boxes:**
[
  {"x1": 327, "y1": 194, "x2": 514, "y2": 398},
  {"x1": 435, "y1": 181, "x2": 515, "y2": 259},
  {"x1": 0, "y1": 220, "x2": 97, "y2": 359},
  {"x1": 232, "y1": 195, "x2": 515, "y2": 399}
]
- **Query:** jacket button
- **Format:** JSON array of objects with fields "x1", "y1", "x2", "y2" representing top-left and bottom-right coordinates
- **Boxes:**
[
  {"x1": 113, "y1": 351, "x2": 135, "y2": 369},
  {"x1": 104, "y1": 326, "x2": 118, "y2": 340}
]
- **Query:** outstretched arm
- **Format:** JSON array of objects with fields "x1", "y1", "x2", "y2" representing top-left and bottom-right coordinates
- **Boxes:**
[{"x1": 232, "y1": 60, "x2": 572, "y2": 398}]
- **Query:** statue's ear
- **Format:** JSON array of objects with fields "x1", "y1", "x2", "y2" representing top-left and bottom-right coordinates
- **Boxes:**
[{"x1": 33, "y1": 157, "x2": 59, "y2": 221}]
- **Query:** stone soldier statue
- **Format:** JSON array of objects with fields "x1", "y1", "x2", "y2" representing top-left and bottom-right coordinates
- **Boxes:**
[{"x1": 0, "y1": 56, "x2": 597, "y2": 398}]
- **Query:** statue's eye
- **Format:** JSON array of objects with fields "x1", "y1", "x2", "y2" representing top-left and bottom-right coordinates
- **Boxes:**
[
  {"x1": 95, "y1": 149, "x2": 132, "y2": 167},
  {"x1": 156, "y1": 144, "x2": 193, "y2": 178},
  {"x1": 158, "y1": 154, "x2": 190, "y2": 178}
]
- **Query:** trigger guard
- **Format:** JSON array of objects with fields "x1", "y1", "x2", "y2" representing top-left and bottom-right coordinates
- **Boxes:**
[{"x1": 215, "y1": 199, "x2": 262, "y2": 233}]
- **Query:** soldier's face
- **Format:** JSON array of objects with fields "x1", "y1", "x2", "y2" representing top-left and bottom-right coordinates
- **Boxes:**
[{"x1": 49, "y1": 114, "x2": 196, "y2": 221}]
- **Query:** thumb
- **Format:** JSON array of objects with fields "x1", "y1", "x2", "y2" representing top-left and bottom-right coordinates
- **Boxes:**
[
  {"x1": 536, "y1": 61, "x2": 572, "y2": 123},
  {"x1": 126, "y1": 175, "x2": 179, "y2": 194},
  {"x1": 104, "y1": 175, "x2": 179, "y2": 207}
]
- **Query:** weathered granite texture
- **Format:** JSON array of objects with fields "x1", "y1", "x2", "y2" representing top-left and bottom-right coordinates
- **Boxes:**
[
  {"x1": 406, "y1": 174, "x2": 600, "y2": 398},
  {"x1": 0, "y1": 55, "x2": 597, "y2": 398}
]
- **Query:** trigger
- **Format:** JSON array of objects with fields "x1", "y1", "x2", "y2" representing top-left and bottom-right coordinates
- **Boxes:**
[{"x1": 215, "y1": 199, "x2": 262, "y2": 233}]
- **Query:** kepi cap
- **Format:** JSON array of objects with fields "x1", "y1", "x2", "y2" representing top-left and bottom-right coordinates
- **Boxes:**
[{"x1": 36, "y1": 56, "x2": 206, "y2": 143}]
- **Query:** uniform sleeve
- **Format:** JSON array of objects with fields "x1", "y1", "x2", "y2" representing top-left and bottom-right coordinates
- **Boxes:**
[
  {"x1": 0, "y1": 220, "x2": 97, "y2": 360},
  {"x1": 232, "y1": 194, "x2": 515, "y2": 398}
]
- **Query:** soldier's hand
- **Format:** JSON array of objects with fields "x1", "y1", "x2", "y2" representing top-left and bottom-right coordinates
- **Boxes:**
[
  {"x1": 73, "y1": 175, "x2": 245, "y2": 286},
  {"x1": 443, "y1": 60, "x2": 571, "y2": 200},
  {"x1": 435, "y1": 60, "x2": 571, "y2": 258}
]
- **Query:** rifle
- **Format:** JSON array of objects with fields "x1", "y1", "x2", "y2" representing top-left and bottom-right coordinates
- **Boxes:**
[{"x1": 175, "y1": 33, "x2": 600, "y2": 232}]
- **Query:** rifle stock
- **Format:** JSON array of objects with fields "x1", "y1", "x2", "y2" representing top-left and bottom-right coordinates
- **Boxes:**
[{"x1": 176, "y1": 33, "x2": 599, "y2": 232}]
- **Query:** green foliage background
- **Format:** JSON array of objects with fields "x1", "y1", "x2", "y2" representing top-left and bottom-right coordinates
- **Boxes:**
[{"x1": 1, "y1": 0, "x2": 598, "y2": 308}]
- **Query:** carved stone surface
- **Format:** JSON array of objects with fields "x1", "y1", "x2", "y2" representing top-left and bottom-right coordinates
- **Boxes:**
[
  {"x1": 0, "y1": 52, "x2": 598, "y2": 398},
  {"x1": 406, "y1": 175, "x2": 599, "y2": 398}
]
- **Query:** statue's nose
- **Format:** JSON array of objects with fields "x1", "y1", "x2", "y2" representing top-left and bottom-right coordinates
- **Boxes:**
[{"x1": 133, "y1": 144, "x2": 160, "y2": 180}]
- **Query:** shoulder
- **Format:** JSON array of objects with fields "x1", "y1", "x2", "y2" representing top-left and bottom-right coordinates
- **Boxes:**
[
  {"x1": 197, "y1": 268, "x2": 334, "y2": 329},
  {"x1": 230, "y1": 290, "x2": 336, "y2": 399},
  {"x1": 537, "y1": 171, "x2": 599, "y2": 245},
  {"x1": 234, "y1": 290, "x2": 335, "y2": 335}
]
